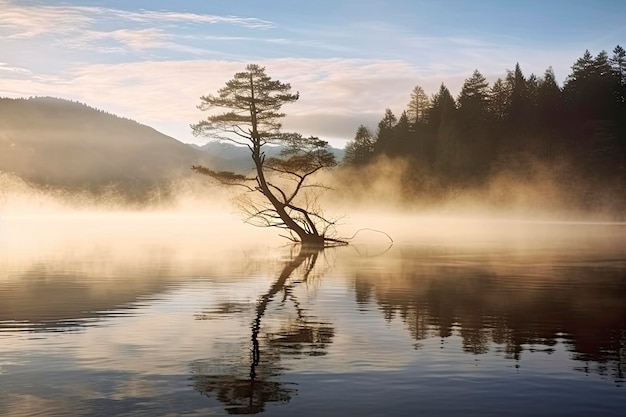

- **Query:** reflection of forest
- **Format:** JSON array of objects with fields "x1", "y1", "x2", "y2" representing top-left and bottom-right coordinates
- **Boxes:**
[
  {"x1": 191, "y1": 247, "x2": 334, "y2": 414},
  {"x1": 353, "y1": 253, "x2": 626, "y2": 383}
]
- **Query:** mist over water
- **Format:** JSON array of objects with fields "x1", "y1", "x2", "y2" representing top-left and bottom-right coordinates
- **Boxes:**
[{"x1": 327, "y1": 155, "x2": 626, "y2": 223}]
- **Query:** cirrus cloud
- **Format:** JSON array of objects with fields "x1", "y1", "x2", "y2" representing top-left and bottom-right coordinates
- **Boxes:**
[{"x1": 0, "y1": 0, "x2": 274, "y2": 58}]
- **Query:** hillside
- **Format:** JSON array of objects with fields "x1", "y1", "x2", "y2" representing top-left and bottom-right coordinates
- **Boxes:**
[{"x1": 0, "y1": 97, "x2": 211, "y2": 194}]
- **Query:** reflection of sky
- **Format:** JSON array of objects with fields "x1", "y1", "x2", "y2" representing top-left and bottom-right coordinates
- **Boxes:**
[{"x1": 0, "y1": 278, "x2": 270, "y2": 372}]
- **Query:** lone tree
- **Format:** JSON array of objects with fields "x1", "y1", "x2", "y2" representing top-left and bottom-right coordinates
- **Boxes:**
[{"x1": 191, "y1": 64, "x2": 344, "y2": 246}]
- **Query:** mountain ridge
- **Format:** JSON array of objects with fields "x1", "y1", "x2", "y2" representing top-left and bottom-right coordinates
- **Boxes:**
[{"x1": 0, "y1": 97, "x2": 213, "y2": 195}]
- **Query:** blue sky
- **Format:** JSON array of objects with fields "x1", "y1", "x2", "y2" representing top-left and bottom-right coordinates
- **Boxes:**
[{"x1": 1, "y1": 0, "x2": 624, "y2": 147}]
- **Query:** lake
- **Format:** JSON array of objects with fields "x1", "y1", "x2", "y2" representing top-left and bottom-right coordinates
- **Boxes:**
[{"x1": 1, "y1": 213, "x2": 625, "y2": 416}]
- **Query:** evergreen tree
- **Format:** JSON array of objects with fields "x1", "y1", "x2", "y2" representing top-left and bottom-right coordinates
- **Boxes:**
[
  {"x1": 389, "y1": 111, "x2": 411, "y2": 156},
  {"x1": 537, "y1": 67, "x2": 562, "y2": 124},
  {"x1": 500, "y1": 63, "x2": 535, "y2": 154},
  {"x1": 563, "y1": 49, "x2": 625, "y2": 176},
  {"x1": 610, "y1": 45, "x2": 626, "y2": 108},
  {"x1": 563, "y1": 50, "x2": 595, "y2": 120},
  {"x1": 593, "y1": 50, "x2": 617, "y2": 117},
  {"x1": 488, "y1": 77, "x2": 509, "y2": 121},
  {"x1": 373, "y1": 108, "x2": 397, "y2": 155},
  {"x1": 484, "y1": 77, "x2": 511, "y2": 167},
  {"x1": 610, "y1": 45, "x2": 626, "y2": 87},
  {"x1": 405, "y1": 86, "x2": 430, "y2": 163},
  {"x1": 426, "y1": 84, "x2": 458, "y2": 175},
  {"x1": 506, "y1": 63, "x2": 529, "y2": 129},
  {"x1": 609, "y1": 45, "x2": 626, "y2": 138},
  {"x1": 536, "y1": 67, "x2": 564, "y2": 159},
  {"x1": 406, "y1": 85, "x2": 430, "y2": 126},
  {"x1": 567, "y1": 49, "x2": 595, "y2": 84},
  {"x1": 457, "y1": 70, "x2": 490, "y2": 177},
  {"x1": 458, "y1": 70, "x2": 490, "y2": 121},
  {"x1": 343, "y1": 125, "x2": 374, "y2": 165},
  {"x1": 564, "y1": 49, "x2": 620, "y2": 121},
  {"x1": 426, "y1": 83, "x2": 456, "y2": 131},
  {"x1": 527, "y1": 73, "x2": 542, "y2": 129}
]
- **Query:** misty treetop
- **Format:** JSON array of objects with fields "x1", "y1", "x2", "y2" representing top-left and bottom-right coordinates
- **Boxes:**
[{"x1": 343, "y1": 46, "x2": 626, "y2": 210}]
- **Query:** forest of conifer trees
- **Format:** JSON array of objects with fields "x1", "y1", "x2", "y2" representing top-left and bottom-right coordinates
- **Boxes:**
[{"x1": 343, "y1": 46, "x2": 626, "y2": 214}]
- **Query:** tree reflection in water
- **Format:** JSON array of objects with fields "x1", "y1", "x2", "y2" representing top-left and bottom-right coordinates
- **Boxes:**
[
  {"x1": 190, "y1": 246, "x2": 334, "y2": 414},
  {"x1": 353, "y1": 257, "x2": 626, "y2": 385}
]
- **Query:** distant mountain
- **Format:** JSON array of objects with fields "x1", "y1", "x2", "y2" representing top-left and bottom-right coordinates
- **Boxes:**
[
  {"x1": 191, "y1": 141, "x2": 279, "y2": 173},
  {"x1": 0, "y1": 97, "x2": 211, "y2": 194},
  {"x1": 193, "y1": 140, "x2": 345, "y2": 173}
]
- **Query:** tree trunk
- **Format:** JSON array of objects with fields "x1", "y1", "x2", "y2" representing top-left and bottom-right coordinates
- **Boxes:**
[
  {"x1": 247, "y1": 77, "x2": 326, "y2": 247},
  {"x1": 251, "y1": 143, "x2": 324, "y2": 246}
]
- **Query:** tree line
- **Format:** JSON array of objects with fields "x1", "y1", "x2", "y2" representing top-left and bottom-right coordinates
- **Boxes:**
[{"x1": 343, "y1": 46, "x2": 626, "y2": 209}]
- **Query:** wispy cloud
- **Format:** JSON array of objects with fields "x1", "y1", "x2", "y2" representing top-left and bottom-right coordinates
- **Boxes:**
[
  {"x1": 98, "y1": 9, "x2": 275, "y2": 29},
  {"x1": 0, "y1": 1, "x2": 93, "y2": 39},
  {"x1": 61, "y1": 28, "x2": 209, "y2": 55},
  {"x1": 0, "y1": 0, "x2": 274, "y2": 54},
  {"x1": 0, "y1": 62, "x2": 31, "y2": 74}
]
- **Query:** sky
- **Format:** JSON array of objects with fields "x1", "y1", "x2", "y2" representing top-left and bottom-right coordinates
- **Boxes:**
[{"x1": 1, "y1": 0, "x2": 625, "y2": 148}]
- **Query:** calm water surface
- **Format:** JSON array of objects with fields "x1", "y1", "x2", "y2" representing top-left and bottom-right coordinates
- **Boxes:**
[{"x1": 1, "y1": 214, "x2": 625, "y2": 416}]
